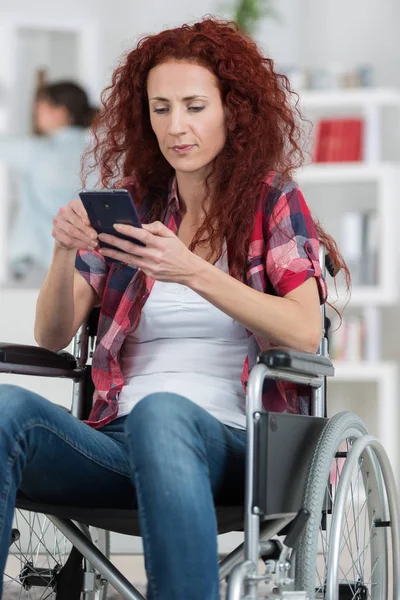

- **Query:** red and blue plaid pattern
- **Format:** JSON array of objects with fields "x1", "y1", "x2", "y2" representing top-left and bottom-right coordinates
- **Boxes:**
[{"x1": 76, "y1": 172, "x2": 327, "y2": 428}]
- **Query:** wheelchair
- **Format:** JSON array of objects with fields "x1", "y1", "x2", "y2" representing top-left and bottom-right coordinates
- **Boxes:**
[{"x1": 1, "y1": 249, "x2": 399, "y2": 600}]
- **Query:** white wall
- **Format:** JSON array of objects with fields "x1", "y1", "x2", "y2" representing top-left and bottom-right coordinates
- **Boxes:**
[
  {"x1": 0, "y1": 290, "x2": 74, "y2": 402},
  {"x1": 255, "y1": 0, "x2": 301, "y2": 67},
  {"x1": 298, "y1": 0, "x2": 400, "y2": 87},
  {"x1": 0, "y1": 0, "x2": 130, "y2": 95},
  {"x1": 3, "y1": 0, "x2": 399, "y2": 88},
  {"x1": 0, "y1": 0, "x2": 301, "y2": 93}
]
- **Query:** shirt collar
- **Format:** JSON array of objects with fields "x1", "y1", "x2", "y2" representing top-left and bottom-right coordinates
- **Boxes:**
[{"x1": 167, "y1": 176, "x2": 180, "y2": 213}]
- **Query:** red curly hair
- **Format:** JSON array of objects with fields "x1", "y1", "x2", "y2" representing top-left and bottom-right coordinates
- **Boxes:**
[{"x1": 84, "y1": 17, "x2": 349, "y2": 290}]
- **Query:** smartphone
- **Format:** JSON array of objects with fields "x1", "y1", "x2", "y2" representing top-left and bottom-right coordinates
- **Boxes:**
[{"x1": 79, "y1": 189, "x2": 145, "y2": 253}]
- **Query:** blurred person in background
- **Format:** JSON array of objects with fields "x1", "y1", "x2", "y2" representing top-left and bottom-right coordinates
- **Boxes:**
[{"x1": 0, "y1": 81, "x2": 97, "y2": 283}]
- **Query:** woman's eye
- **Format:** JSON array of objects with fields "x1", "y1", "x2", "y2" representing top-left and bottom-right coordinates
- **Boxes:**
[{"x1": 152, "y1": 105, "x2": 205, "y2": 114}]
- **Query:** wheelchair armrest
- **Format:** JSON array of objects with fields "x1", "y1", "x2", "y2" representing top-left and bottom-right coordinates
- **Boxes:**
[
  {"x1": 258, "y1": 348, "x2": 334, "y2": 378},
  {"x1": 0, "y1": 343, "x2": 77, "y2": 371}
]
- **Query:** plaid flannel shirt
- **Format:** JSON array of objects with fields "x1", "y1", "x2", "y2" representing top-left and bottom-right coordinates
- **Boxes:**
[{"x1": 76, "y1": 172, "x2": 327, "y2": 429}]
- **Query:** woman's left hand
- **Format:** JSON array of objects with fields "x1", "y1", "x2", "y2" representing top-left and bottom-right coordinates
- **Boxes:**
[{"x1": 98, "y1": 222, "x2": 202, "y2": 285}]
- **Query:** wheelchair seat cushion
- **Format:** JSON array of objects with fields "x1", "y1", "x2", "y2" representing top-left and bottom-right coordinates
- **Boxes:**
[{"x1": 15, "y1": 492, "x2": 244, "y2": 536}]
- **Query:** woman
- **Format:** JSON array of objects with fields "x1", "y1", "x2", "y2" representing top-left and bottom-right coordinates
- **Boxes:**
[
  {"x1": 0, "y1": 81, "x2": 96, "y2": 281},
  {"x1": 0, "y1": 19, "x2": 347, "y2": 600}
]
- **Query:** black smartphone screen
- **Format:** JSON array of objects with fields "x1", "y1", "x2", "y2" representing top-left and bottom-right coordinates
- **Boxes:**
[{"x1": 79, "y1": 189, "x2": 145, "y2": 251}]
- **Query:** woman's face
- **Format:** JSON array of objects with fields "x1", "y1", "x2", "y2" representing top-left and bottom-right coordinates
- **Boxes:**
[
  {"x1": 147, "y1": 60, "x2": 227, "y2": 178},
  {"x1": 35, "y1": 99, "x2": 70, "y2": 134}
]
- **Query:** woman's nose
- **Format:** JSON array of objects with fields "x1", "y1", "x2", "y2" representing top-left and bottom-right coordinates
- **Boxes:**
[{"x1": 167, "y1": 108, "x2": 188, "y2": 137}]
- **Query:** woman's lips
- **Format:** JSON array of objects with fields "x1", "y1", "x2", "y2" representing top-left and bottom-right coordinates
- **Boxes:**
[{"x1": 171, "y1": 145, "x2": 195, "y2": 154}]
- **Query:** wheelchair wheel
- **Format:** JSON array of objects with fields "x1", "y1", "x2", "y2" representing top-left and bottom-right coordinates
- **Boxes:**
[
  {"x1": 4, "y1": 509, "x2": 109, "y2": 599},
  {"x1": 295, "y1": 411, "x2": 400, "y2": 600}
]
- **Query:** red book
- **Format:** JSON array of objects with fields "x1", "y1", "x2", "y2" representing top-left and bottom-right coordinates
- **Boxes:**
[
  {"x1": 314, "y1": 118, "x2": 364, "y2": 162},
  {"x1": 313, "y1": 121, "x2": 330, "y2": 162}
]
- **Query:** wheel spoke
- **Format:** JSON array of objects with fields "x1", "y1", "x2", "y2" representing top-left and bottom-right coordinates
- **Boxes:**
[
  {"x1": 349, "y1": 457, "x2": 362, "y2": 578},
  {"x1": 6, "y1": 511, "x2": 107, "y2": 599},
  {"x1": 6, "y1": 511, "x2": 70, "y2": 599},
  {"x1": 17, "y1": 511, "x2": 60, "y2": 566},
  {"x1": 364, "y1": 557, "x2": 380, "y2": 588}
]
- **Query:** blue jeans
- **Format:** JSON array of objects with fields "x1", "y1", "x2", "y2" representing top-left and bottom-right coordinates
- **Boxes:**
[{"x1": 0, "y1": 385, "x2": 246, "y2": 599}]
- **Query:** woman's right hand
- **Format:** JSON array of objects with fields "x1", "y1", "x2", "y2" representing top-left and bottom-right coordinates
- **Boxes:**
[{"x1": 52, "y1": 199, "x2": 98, "y2": 252}]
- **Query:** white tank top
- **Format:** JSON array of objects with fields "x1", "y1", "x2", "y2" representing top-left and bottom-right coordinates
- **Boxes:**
[{"x1": 117, "y1": 251, "x2": 249, "y2": 429}]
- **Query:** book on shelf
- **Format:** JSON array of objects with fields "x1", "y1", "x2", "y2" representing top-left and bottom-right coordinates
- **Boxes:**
[
  {"x1": 330, "y1": 314, "x2": 365, "y2": 362},
  {"x1": 340, "y1": 210, "x2": 378, "y2": 287},
  {"x1": 329, "y1": 307, "x2": 380, "y2": 362},
  {"x1": 313, "y1": 118, "x2": 364, "y2": 162}
]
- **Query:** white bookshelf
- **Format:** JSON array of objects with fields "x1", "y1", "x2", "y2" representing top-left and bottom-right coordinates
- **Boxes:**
[
  {"x1": 333, "y1": 361, "x2": 396, "y2": 381},
  {"x1": 297, "y1": 86, "x2": 400, "y2": 165},
  {"x1": 331, "y1": 362, "x2": 398, "y2": 480},
  {"x1": 330, "y1": 287, "x2": 392, "y2": 307},
  {"x1": 297, "y1": 162, "x2": 398, "y2": 183},
  {"x1": 298, "y1": 87, "x2": 400, "y2": 109},
  {"x1": 297, "y1": 87, "x2": 400, "y2": 482},
  {"x1": 297, "y1": 163, "x2": 399, "y2": 306}
]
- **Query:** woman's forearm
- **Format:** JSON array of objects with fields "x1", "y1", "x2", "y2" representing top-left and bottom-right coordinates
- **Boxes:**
[
  {"x1": 188, "y1": 261, "x2": 322, "y2": 353},
  {"x1": 34, "y1": 244, "x2": 77, "y2": 351}
]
